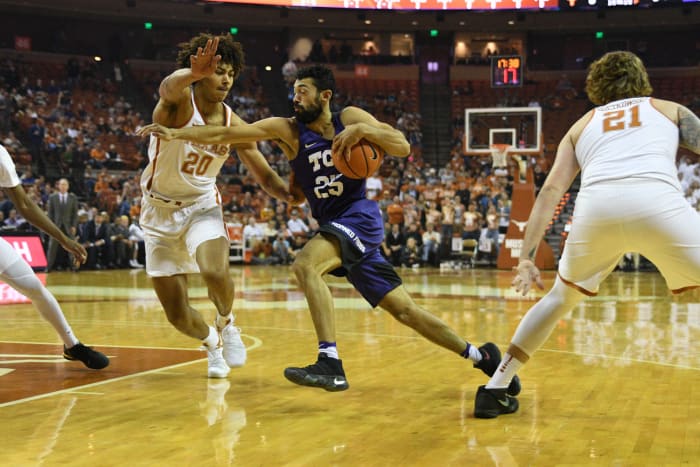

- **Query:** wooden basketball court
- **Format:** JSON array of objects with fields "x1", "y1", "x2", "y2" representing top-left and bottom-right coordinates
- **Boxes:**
[{"x1": 1, "y1": 266, "x2": 698, "y2": 465}]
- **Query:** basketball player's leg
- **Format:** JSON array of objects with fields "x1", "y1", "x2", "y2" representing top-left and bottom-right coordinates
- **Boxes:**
[
  {"x1": 367, "y1": 260, "x2": 519, "y2": 395},
  {"x1": 290, "y1": 233, "x2": 344, "y2": 342},
  {"x1": 189, "y1": 207, "x2": 246, "y2": 368},
  {"x1": 195, "y1": 236, "x2": 235, "y2": 318},
  {"x1": 0, "y1": 239, "x2": 108, "y2": 369},
  {"x1": 284, "y1": 234, "x2": 346, "y2": 391},
  {"x1": 152, "y1": 274, "x2": 209, "y2": 340},
  {"x1": 152, "y1": 273, "x2": 229, "y2": 377}
]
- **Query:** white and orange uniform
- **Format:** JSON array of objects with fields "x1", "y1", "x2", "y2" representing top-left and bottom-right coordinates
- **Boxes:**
[
  {"x1": 140, "y1": 94, "x2": 233, "y2": 277},
  {"x1": 559, "y1": 97, "x2": 700, "y2": 294},
  {"x1": 0, "y1": 144, "x2": 26, "y2": 271}
]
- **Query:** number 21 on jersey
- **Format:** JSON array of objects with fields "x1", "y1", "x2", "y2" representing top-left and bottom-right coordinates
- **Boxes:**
[{"x1": 602, "y1": 104, "x2": 641, "y2": 132}]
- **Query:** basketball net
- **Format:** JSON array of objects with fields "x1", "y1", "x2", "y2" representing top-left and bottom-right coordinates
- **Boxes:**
[{"x1": 490, "y1": 144, "x2": 511, "y2": 169}]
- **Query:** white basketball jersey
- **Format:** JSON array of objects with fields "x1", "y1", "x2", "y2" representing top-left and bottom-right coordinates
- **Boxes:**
[
  {"x1": 0, "y1": 144, "x2": 20, "y2": 188},
  {"x1": 575, "y1": 97, "x2": 680, "y2": 190},
  {"x1": 141, "y1": 93, "x2": 233, "y2": 204}
]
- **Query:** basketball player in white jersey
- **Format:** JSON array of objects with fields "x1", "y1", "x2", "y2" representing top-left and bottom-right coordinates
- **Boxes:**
[
  {"x1": 141, "y1": 34, "x2": 294, "y2": 378},
  {"x1": 0, "y1": 144, "x2": 108, "y2": 369},
  {"x1": 474, "y1": 51, "x2": 700, "y2": 418}
]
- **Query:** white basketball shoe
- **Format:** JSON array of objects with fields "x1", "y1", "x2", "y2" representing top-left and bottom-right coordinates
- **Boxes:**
[
  {"x1": 203, "y1": 342, "x2": 230, "y2": 379},
  {"x1": 220, "y1": 323, "x2": 247, "y2": 368}
]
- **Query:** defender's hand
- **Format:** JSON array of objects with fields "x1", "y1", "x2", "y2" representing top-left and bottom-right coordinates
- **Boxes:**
[
  {"x1": 62, "y1": 239, "x2": 88, "y2": 266},
  {"x1": 512, "y1": 259, "x2": 544, "y2": 296},
  {"x1": 137, "y1": 123, "x2": 176, "y2": 141},
  {"x1": 190, "y1": 37, "x2": 221, "y2": 80}
]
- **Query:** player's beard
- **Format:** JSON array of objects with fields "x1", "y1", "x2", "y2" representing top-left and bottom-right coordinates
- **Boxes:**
[{"x1": 294, "y1": 98, "x2": 323, "y2": 124}]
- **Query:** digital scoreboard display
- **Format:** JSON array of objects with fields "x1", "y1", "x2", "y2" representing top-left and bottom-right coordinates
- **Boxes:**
[{"x1": 491, "y1": 55, "x2": 523, "y2": 88}]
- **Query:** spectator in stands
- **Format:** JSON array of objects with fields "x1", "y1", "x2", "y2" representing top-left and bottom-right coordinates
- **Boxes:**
[
  {"x1": 250, "y1": 236, "x2": 279, "y2": 265},
  {"x1": 27, "y1": 117, "x2": 45, "y2": 173},
  {"x1": 272, "y1": 232, "x2": 295, "y2": 265},
  {"x1": 386, "y1": 195, "x2": 404, "y2": 226},
  {"x1": 404, "y1": 221, "x2": 423, "y2": 249},
  {"x1": 88, "y1": 141, "x2": 107, "y2": 168},
  {"x1": 481, "y1": 205, "x2": 501, "y2": 264},
  {"x1": 128, "y1": 215, "x2": 145, "y2": 268},
  {"x1": 366, "y1": 172, "x2": 383, "y2": 200},
  {"x1": 421, "y1": 222, "x2": 441, "y2": 265},
  {"x1": 462, "y1": 202, "x2": 482, "y2": 241},
  {"x1": 85, "y1": 210, "x2": 112, "y2": 269},
  {"x1": 287, "y1": 209, "x2": 310, "y2": 237},
  {"x1": 109, "y1": 214, "x2": 133, "y2": 269},
  {"x1": 440, "y1": 197, "x2": 456, "y2": 255},
  {"x1": 424, "y1": 200, "x2": 442, "y2": 228},
  {"x1": 19, "y1": 167, "x2": 36, "y2": 185},
  {"x1": 46, "y1": 178, "x2": 78, "y2": 271},
  {"x1": 385, "y1": 223, "x2": 405, "y2": 266},
  {"x1": 3, "y1": 208, "x2": 25, "y2": 229},
  {"x1": 243, "y1": 215, "x2": 265, "y2": 247},
  {"x1": 400, "y1": 236, "x2": 422, "y2": 268}
]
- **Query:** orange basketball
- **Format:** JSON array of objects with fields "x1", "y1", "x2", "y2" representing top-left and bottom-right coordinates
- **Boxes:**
[{"x1": 332, "y1": 140, "x2": 385, "y2": 179}]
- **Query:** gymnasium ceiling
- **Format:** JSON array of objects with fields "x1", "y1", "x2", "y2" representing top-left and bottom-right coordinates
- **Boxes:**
[{"x1": 0, "y1": 0, "x2": 697, "y2": 33}]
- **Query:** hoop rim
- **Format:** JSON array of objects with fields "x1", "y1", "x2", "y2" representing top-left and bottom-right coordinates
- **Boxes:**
[{"x1": 490, "y1": 143, "x2": 513, "y2": 154}]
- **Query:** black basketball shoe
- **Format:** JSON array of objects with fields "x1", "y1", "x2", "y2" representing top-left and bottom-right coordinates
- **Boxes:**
[
  {"x1": 284, "y1": 353, "x2": 349, "y2": 392},
  {"x1": 473, "y1": 342, "x2": 521, "y2": 396},
  {"x1": 63, "y1": 343, "x2": 110, "y2": 370},
  {"x1": 474, "y1": 385, "x2": 519, "y2": 419}
]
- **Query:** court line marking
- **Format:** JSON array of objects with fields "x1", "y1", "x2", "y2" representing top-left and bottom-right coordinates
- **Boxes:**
[{"x1": 0, "y1": 335, "x2": 264, "y2": 408}]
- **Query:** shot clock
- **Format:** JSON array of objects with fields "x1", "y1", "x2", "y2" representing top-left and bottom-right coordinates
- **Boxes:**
[{"x1": 491, "y1": 55, "x2": 523, "y2": 88}]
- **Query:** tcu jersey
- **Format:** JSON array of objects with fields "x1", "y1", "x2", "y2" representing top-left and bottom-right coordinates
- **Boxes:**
[
  {"x1": 290, "y1": 113, "x2": 371, "y2": 225},
  {"x1": 0, "y1": 144, "x2": 20, "y2": 188},
  {"x1": 576, "y1": 97, "x2": 681, "y2": 190},
  {"x1": 141, "y1": 93, "x2": 233, "y2": 204}
]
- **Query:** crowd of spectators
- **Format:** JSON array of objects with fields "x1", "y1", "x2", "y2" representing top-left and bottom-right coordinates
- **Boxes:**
[{"x1": 1, "y1": 52, "x2": 699, "y2": 273}]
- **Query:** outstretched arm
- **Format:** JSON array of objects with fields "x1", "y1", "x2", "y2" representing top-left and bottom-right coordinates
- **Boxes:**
[
  {"x1": 512, "y1": 120, "x2": 582, "y2": 296},
  {"x1": 160, "y1": 37, "x2": 221, "y2": 101},
  {"x1": 333, "y1": 106, "x2": 410, "y2": 159},
  {"x1": 4, "y1": 186, "x2": 87, "y2": 265},
  {"x1": 137, "y1": 117, "x2": 288, "y2": 146},
  {"x1": 236, "y1": 145, "x2": 299, "y2": 204},
  {"x1": 154, "y1": 37, "x2": 221, "y2": 127}
]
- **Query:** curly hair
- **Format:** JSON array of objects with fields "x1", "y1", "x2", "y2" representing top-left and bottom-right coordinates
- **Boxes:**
[
  {"x1": 176, "y1": 33, "x2": 245, "y2": 77},
  {"x1": 585, "y1": 51, "x2": 653, "y2": 106},
  {"x1": 295, "y1": 65, "x2": 336, "y2": 95}
]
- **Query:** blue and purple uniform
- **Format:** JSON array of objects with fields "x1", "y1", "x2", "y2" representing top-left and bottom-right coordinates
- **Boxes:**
[{"x1": 289, "y1": 113, "x2": 401, "y2": 307}]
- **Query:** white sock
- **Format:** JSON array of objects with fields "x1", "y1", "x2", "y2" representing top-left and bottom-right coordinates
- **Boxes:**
[
  {"x1": 203, "y1": 326, "x2": 220, "y2": 348},
  {"x1": 216, "y1": 313, "x2": 233, "y2": 330},
  {"x1": 319, "y1": 342, "x2": 339, "y2": 359},
  {"x1": 468, "y1": 344, "x2": 482, "y2": 363},
  {"x1": 3, "y1": 260, "x2": 79, "y2": 347},
  {"x1": 485, "y1": 352, "x2": 523, "y2": 389}
]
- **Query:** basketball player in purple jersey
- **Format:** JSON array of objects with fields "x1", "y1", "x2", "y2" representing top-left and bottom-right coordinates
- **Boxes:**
[{"x1": 139, "y1": 65, "x2": 520, "y2": 395}]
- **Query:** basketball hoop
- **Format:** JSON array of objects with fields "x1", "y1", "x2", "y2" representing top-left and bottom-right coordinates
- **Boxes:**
[{"x1": 490, "y1": 144, "x2": 511, "y2": 169}]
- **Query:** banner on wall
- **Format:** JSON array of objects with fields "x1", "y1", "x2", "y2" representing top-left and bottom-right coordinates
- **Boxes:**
[{"x1": 0, "y1": 233, "x2": 48, "y2": 305}]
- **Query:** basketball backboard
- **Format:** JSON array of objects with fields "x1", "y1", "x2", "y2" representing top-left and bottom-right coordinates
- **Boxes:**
[{"x1": 464, "y1": 106, "x2": 542, "y2": 155}]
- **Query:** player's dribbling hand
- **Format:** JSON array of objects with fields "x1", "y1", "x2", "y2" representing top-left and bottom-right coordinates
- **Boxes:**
[
  {"x1": 137, "y1": 123, "x2": 176, "y2": 140},
  {"x1": 331, "y1": 125, "x2": 363, "y2": 162},
  {"x1": 512, "y1": 259, "x2": 544, "y2": 296},
  {"x1": 190, "y1": 37, "x2": 221, "y2": 80}
]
